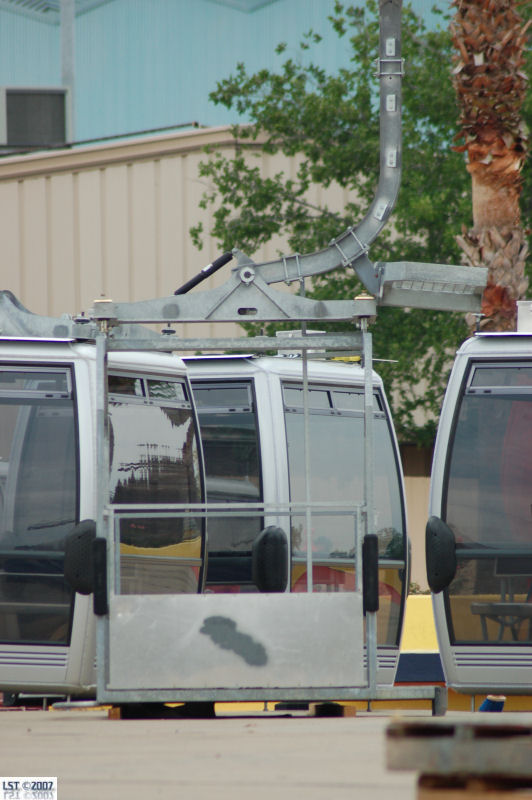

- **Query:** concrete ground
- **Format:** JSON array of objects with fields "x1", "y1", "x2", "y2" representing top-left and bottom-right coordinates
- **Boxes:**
[{"x1": 0, "y1": 705, "x2": 426, "y2": 800}]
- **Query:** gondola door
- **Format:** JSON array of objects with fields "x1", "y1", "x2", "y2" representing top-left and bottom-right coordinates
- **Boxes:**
[
  {"x1": 429, "y1": 341, "x2": 532, "y2": 693},
  {"x1": 95, "y1": 348, "x2": 366, "y2": 704}
]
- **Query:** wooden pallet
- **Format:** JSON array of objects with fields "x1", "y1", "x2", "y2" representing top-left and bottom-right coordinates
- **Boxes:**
[
  {"x1": 417, "y1": 774, "x2": 532, "y2": 799},
  {"x1": 387, "y1": 717, "x2": 532, "y2": 798}
]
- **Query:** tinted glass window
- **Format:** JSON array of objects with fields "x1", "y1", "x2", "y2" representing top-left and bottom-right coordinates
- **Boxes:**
[
  {"x1": 109, "y1": 403, "x2": 201, "y2": 506},
  {"x1": 0, "y1": 370, "x2": 69, "y2": 395},
  {"x1": 446, "y1": 379, "x2": 532, "y2": 549},
  {"x1": 119, "y1": 514, "x2": 203, "y2": 595},
  {"x1": 109, "y1": 378, "x2": 203, "y2": 595},
  {"x1": 285, "y1": 414, "x2": 404, "y2": 559},
  {"x1": 192, "y1": 381, "x2": 262, "y2": 590},
  {"x1": 108, "y1": 375, "x2": 144, "y2": 397},
  {"x1": 0, "y1": 367, "x2": 76, "y2": 645},
  {"x1": 147, "y1": 379, "x2": 187, "y2": 403},
  {"x1": 331, "y1": 390, "x2": 364, "y2": 412},
  {"x1": 470, "y1": 364, "x2": 532, "y2": 389},
  {"x1": 284, "y1": 381, "x2": 405, "y2": 645},
  {"x1": 194, "y1": 385, "x2": 251, "y2": 409},
  {"x1": 444, "y1": 362, "x2": 532, "y2": 644},
  {"x1": 283, "y1": 387, "x2": 331, "y2": 409}
]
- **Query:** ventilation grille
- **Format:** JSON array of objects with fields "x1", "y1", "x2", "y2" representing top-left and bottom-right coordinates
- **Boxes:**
[
  {"x1": 454, "y1": 649, "x2": 532, "y2": 669},
  {"x1": 363, "y1": 648, "x2": 399, "y2": 671},
  {"x1": 0, "y1": 647, "x2": 68, "y2": 669},
  {"x1": 0, "y1": 87, "x2": 70, "y2": 151}
]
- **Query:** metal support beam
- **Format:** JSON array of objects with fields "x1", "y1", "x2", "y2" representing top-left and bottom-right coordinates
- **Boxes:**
[{"x1": 60, "y1": 0, "x2": 75, "y2": 139}]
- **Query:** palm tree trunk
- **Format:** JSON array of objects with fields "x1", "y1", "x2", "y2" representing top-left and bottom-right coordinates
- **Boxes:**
[{"x1": 451, "y1": 0, "x2": 529, "y2": 331}]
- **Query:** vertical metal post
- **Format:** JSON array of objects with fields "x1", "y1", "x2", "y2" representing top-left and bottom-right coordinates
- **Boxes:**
[
  {"x1": 302, "y1": 347, "x2": 313, "y2": 593},
  {"x1": 356, "y1": 509, "x2": 363, "y2": 594},
  {"x1": 95, "y1": 331, "x2": 109, "y2": 550},
  {"x1": 95, "y1": 329, "x2": 109, "y2": 697},
  {"x1": 60, "y1": 0, "x2": 75, "y2": 140},
  {"x1": 299, "y1": 281, "x2": 314, "y2": 593},
  {"x1": 362, "y1": 319, "x2": 378, "y2": 691}
]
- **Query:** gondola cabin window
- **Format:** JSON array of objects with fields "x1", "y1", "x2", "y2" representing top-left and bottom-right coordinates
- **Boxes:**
[
  {"x1": 443, "y1": 361, "x2": 532, "y2": 645},
  {"x1": 192, "y1": 381, "x2": 262, "y2": 591},
  {"x1": 282, "y1": 382, "x2": 406, "y2": 646},
  {"x1": 0, "y1": 367, "x2": 77, "y2": 645},
  {"x1": 108, "y1": 374, "x2": 203, "y2": 596}
]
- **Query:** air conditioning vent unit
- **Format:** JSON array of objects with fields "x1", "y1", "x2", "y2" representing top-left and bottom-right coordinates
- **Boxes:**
[{"x1": 0, "y1": 87, "x2": 71, "y2": 152}]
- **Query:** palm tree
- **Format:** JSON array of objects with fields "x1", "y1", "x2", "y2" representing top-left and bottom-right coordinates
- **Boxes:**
[{"x1": 451, "y1": 0, "x2": 530, "y2": 331}]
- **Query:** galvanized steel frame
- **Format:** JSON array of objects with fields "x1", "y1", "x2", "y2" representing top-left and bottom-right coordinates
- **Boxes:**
[{"x1": 91, "y1": 319, "x2": 447, "y2": 712}]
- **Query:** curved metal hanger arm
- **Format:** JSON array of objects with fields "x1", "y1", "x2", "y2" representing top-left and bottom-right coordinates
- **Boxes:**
[{"x1": 236, "y1": 0, "x2": 403, "y2": 295}]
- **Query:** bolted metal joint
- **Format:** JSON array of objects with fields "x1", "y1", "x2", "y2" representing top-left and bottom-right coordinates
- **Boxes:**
[
  {"x1": 354, "y1": 293, "x2": 377, "y2": 323},
  {"x1": 239, "y1": 266, "x2": 256, "y2": 285},
  {"x1": 91, "y1": 299, "x2": 119, "y2": 331}
]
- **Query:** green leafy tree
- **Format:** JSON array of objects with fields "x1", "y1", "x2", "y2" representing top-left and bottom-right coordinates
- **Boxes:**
[{"x1": 190, "y1": 0, "x2": 530, "y2": 446}]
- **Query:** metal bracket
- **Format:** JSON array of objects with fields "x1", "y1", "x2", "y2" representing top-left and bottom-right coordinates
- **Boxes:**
[
  {"x1": 331, "y1": 227, "x2": 369, "y2": 266},
  {"x1": 375, "y1": 56, "x2": 405, "y2": 77},
  {"x1": 282, "y1": 253, "x2": 302, "y2": 285}
]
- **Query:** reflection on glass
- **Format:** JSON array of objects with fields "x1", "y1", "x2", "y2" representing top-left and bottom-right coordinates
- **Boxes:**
[
  {"x1": 331, "y1": 390, "x2": 365, "y2": 412},
  {"x1": 194, "y1": 385, "x2": 250, "y2": 409},
  {"x1": 284, "y1": 411, "x2": 404, "y2": 560},
  {"x1": 193, "y1": 382, "x2": 262, "y2": 591},
  {"x1": 0, "y1": 368, "x2": 76, "y2": 645},
  {"x1": 119, "y1": 516, "x2": 202, "y2": 595},
  {"x1": 444, "y1": 363, "x2": 532, "y2": 645},
  {"x1": 147, "y1": 380, "x2": 187, "y2": 403},
  {"x1": 0, "y1": 370, "x2": 69, "y2": 394},
  {"x1": 471, "y1": 364, "x2": 532, "y2": 388},
  {"x1": 109, "y1": 404, "x2": 201, "y2": 507},
  {"x1": 284, "y1": 382, "x2": 405, "y2": 646},
  {"x1": 109, "y1": 394, "x2": 203, "y2": 595},
  {"x1": 447, "y1": 557, "x2": 532, "y2": 644},
  {"x1": 199, "y1": 410, "x2": 261, "y2": 553},
  {"x1": 108, "y1": 375, "x2": 144, "y2": 397},
  {"x1": 283, "y1": 387, "x2": 331, "y2": 409},
  {"x1": 446, "y1": 395, "x2": 532, "y2": 549}
]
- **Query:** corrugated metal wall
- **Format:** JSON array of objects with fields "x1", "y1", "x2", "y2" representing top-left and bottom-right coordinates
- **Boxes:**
[
  {"x1": 75, "y1": 0, "x2": 357, "y2": 138},
  {"x1": 0, "y1": 8, "x2": 59, "y2": 85},
  {"x1": 0, "y1": 0, "x2": 448, "y2": 142},
  {"x1": 0, "y1": 125, "x2": 356, "y2": 339}
]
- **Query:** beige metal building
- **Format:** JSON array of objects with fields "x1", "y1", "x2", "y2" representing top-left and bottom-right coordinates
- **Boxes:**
[
  {"x1": 0, "y1": 125, "x2": 356, "y2": 333},
  {"x1": 0, "y1": 125, "x2": 430, "y2": 588}
]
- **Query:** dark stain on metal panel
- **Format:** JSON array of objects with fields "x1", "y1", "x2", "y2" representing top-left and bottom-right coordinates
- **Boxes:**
[{"x1": 200, "y1": 615, "x2": 268, "y2": 666}]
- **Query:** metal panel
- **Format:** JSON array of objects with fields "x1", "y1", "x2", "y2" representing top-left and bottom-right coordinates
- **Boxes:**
[
  {"x1": 101, "y1": 164, "x2": 130, "y2": 302},
  {"x1": 77, "y1": 168, "x2": 103, "y2": 309},
  {"x1": 19, "y1": 177, "x2": 49, "y2": 312},
  {"x1": 107, "y1": 593, "x2": 365, "y2": 691},
  {"x1": 0, "y1": 8, "x2": 59, "y2": 85},
  {"x1": 446, "y1": 647, "x2": 532, "y2": 694},
  {"x1": 0, "y1": 1, "x2": 111, "y2": 24},
  {"x1": 48, "y1": 171, "x2": 77, "y2": 312},
  {"x1": 74, "y1": 0, "x2": 358, "y2": 139},
  {"x1": 0, "y1": 182, "x2": 22, "y2": 298}
]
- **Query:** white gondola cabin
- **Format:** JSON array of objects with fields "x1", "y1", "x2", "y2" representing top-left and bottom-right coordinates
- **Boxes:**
[
  {"x1": 427, "y1": 319, "x2": 532, "y2": 694},
  {"x1": 188, "y1": 354, "x2": 408, "y2": 686},
  {"x1": 0, "y1": 338, "x2": 205, "y2": 696}
]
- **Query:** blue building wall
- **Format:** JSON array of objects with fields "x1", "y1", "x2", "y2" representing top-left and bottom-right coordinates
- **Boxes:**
[
  {"x1": 0, "y1": 0, "x2": 448, "y2": 142},
  {"x1": 0, "y1": 9, "x2": 59, "y2": 85}
]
